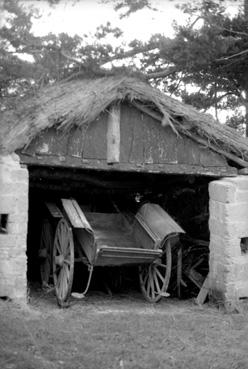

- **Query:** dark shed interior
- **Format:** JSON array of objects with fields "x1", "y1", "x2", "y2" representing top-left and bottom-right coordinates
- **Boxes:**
[{"x1": 27, "y1": 165, "x2": 212, "y2": 298}]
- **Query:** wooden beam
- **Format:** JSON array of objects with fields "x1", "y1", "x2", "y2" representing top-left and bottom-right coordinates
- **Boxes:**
[
  {"x1": 20, "y1": 154, "x2": 238, "y2": 177},
  {"x1": 188, "y1": 268, "x2": 205, "y2": 289},
  {"x1": 107, "y1": 104, "x2": 120, "y2": 164},
  {"x1": 132, "y1": 101, "x2": 179, "y2": 136},
  {"x1": 177, "y1": 246, "x2": 182, "y2": 298},
  {"x1": 132, "y1": 101, "x2": 163, "y2": 122},
  {"x1": 29, "y1": 180, "x2": 87, "y2": 192},
  {"x1": 195, "y1": 274, "x2": 209, "y2": 305},
  {"x1": 61, "y1": 199, "x2": 85, "y2": 228},
  {"x1": 29, "y1": 167, "x2": 156, "y2": 188}
]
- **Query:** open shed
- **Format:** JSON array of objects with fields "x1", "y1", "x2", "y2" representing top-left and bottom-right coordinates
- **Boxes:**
[{"x1": 1, "y1": 75, "x2": 248, "y2": 307}]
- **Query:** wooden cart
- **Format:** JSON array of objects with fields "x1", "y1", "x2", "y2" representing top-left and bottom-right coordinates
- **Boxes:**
[{"x1": 39, "y1": 199, "x2": 184, "y2": 306}]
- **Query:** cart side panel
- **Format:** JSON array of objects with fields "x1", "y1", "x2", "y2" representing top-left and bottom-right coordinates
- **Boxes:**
[
  {"x1": 133, "y1": 219, "x2": 155, "y2": 250},
  {"x1": 73, "y1": 228, "x2": 96, "y2": 264},
  {"x1": 134, "y1": 203, "x2": 185, "y2": 250},
  {"x1": 95, "y1": 247, "x2": 162, "y2": 266},
  {"x1": 61, "y1": 199, "x2": 97, "y2": 264}
]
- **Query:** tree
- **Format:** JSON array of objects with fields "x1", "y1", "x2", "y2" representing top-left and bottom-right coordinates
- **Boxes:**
[
  {"x1": 163, "y1": 0, "x2": 248, "y2": 136},
  {"x1": 0, "y1": 1, "x2": 83, "y2": 105},
  {"x1": 2, "y1": 0, "x2": 248, "y2": 137},
  {"x1": 0, "y1": 0, "x2": 147, "y2": 106}
]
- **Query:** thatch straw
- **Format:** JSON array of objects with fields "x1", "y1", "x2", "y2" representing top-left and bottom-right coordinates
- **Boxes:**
[{"x1": 1, "y1": 75, "x2": 248, "y2": 166}]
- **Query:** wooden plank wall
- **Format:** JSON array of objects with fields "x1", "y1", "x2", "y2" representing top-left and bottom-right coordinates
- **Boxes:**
[
  {"x1": 20, "y1": 102, "x2": 233, "y2": 175},
  {"x1": 24, "y1": 114, "x2": 107, "y2": 160},
  {"x1": 119, "y1": 104, "x2": 226, "y2": 167}
]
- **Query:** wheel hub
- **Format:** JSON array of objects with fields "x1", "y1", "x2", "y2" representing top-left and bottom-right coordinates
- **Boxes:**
[{"x1": 55, "y1": 255, "x2": 64, "y2": 267}]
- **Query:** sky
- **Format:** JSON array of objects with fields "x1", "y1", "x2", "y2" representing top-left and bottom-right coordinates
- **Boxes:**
[
  {"x1": 31, "y1": 0, "x2": 188, "y2": 42},
  {"x1": 30, "y1": 0, "x2": 240, "y2": 43}
]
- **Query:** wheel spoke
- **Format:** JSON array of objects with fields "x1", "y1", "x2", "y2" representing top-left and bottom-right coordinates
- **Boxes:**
[
  {"x1": 60, "y1": 268, "x2": 66, "y2": 299},
  {"x1": 154, "y1": 266, "x2": 165, "y2": 283},
  {"x1": 146, "y1": 270, "x2": 152, "y2": 295},
  {"x1": 62, "y1": 267, "x2": 68, "y2": 299},
  {"x1": 56, "y1": 266, "x2": 64, "y2": 288},
  {"x1": 149, "y1": 269, "x2": 155, "y2": 299},
  {"x1": 61, "y1": 228, "x2": 67, "y2": 254},
  {"x1": 153, "y1": 269, "x2": 161, "y2": 294},
  {"x1": 57, "y1": 226, "x2": 63, "y2": 248},
  {"x1": 56, "y1": 268, "x2": 63, "y2": 291},
  {"x1": 141, "y1": 269, "x2": 149, "y2": 286},
  {"x1": 64, "y1": 264, "x2": 70, "y2": 282},
  {"x1": 55, "y1": 237, "x2": 62, "y2": 255},
  {"x1": 64, "y1": 246, "x2": 72, "y2": 260}
]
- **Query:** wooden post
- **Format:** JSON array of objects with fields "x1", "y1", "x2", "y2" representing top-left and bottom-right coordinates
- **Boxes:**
[
  {"x1": 177, "y1": 246, "x2": 182, "y2": 298},
  {"x1": 195, "y1": 274, "x2": 209, "y2": 305},
  {"x1": 107, "y1": 104, "x2": 120, "y2": 164}
]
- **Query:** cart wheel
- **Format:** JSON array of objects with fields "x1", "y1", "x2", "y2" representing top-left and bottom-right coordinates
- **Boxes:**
[
  {"x1": 139, "y1": 239, "x2": 172, "y2": 303},
  {"x1": 39, "y1": 219, "x2": 54, "y2": 287},
  {"x1": 53, "y1": 218, "x2": 74, "y2": 307}
]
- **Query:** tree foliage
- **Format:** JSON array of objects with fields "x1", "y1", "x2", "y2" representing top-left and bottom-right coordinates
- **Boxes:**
[
  {"x1": 166, "y1": 0, "x2": 248, "y2": 134},
  {"x1": 0, "y1": 1, "x2": 81, "y2": 104},
  {"x1": 105, "y1": 0, "x2": 156, "y2": 18},
  {"x1": 0, "y1": 1, "x2": 122, "y2": 102},
  {"x1": 126, "y1": 0, "x2": 248, "y2": 134},
  {"x1": 1, "y1": 0, "x2": 248, "y2": 135}
]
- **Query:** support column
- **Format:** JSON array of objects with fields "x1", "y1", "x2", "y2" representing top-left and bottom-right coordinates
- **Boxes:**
[
  {"x1": 0, "y1": 153, "x2": 29, "y2": 303},
  {"x1": 107, "y1": 104, "x2": 120, "y2": 164},
  {"x1": 209, "y1": 176, "x2": 248, "y2": 309}
]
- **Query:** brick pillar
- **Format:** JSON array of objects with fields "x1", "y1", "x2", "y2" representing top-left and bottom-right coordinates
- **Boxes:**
[
  {"x1": 0, "y1": 153, "x2": 28, "y2": 303},
  {"x1": 209, "y1": 176, "x2": 248, "y2": 308}
]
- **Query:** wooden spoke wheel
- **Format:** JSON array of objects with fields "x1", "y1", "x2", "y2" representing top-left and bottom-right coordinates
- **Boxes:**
[
  {"x1": 39, "y1": 219, "x2": 54, "y2": 286},
  {"x1": 53, "y1": 218, "x2": 74, "y2": 307},
  {"x1": 139, "y1": 240, "x2": 172, "y2": 303}
]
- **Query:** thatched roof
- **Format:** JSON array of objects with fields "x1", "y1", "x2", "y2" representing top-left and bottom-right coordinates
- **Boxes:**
[{"x1": 1, "y1": 75, "x2": 248, "y2": 167}]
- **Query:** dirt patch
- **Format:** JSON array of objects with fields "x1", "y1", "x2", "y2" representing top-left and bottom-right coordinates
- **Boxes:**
[{"x1": 1, "y1": 291, "x2": 248, "y2": 369}]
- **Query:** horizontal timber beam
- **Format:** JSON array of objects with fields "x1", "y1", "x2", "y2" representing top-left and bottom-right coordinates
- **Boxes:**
[
  {"x1": 19, "y1": 154, "x2": 237, "y2": 177},
  {"x1": 29, "y1": 168, "x2": 154, "y2": 189}
]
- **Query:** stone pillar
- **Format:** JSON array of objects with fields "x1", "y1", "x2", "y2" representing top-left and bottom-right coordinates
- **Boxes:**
[
  {"x1": 209, "y1": 176, "x2": 248, "y2": 308},
  {"x1": 0, "y1": 153, "x2": 29, "y2": 303}
]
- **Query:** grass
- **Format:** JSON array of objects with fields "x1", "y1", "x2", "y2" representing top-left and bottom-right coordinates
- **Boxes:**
[{"x1": 1, "y1": 290, "x2": 248, "y2": 369}]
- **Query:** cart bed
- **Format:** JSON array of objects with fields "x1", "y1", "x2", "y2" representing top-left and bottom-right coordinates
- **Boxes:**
[
  {"x1": 84, "y1": 212, "x2": 162, "y2": 266},
  {"x1": 86, "y1": 212, "x2": 137, "y2": 249},
  {"x1": 61, "y1": 199, "x2": 184, "y2": 267}
]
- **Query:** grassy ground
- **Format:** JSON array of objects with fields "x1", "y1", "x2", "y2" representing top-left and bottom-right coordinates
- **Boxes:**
[{"x1": 1, "y1": 289, "x2": 248, "y2": 369}]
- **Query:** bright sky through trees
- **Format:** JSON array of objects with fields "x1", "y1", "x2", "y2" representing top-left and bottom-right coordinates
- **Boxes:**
[
  {"x1": 31, "y1": 0, "x2": 186, "y2": 41},
  {"x1": 30, "y1": 0, "x2": 239, "y2": 43}
]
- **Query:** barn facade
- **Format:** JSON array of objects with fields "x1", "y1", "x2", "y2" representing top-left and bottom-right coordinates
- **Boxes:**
[{"x1": 1, "y1": 76, "x2": 248, "y2": 307}]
